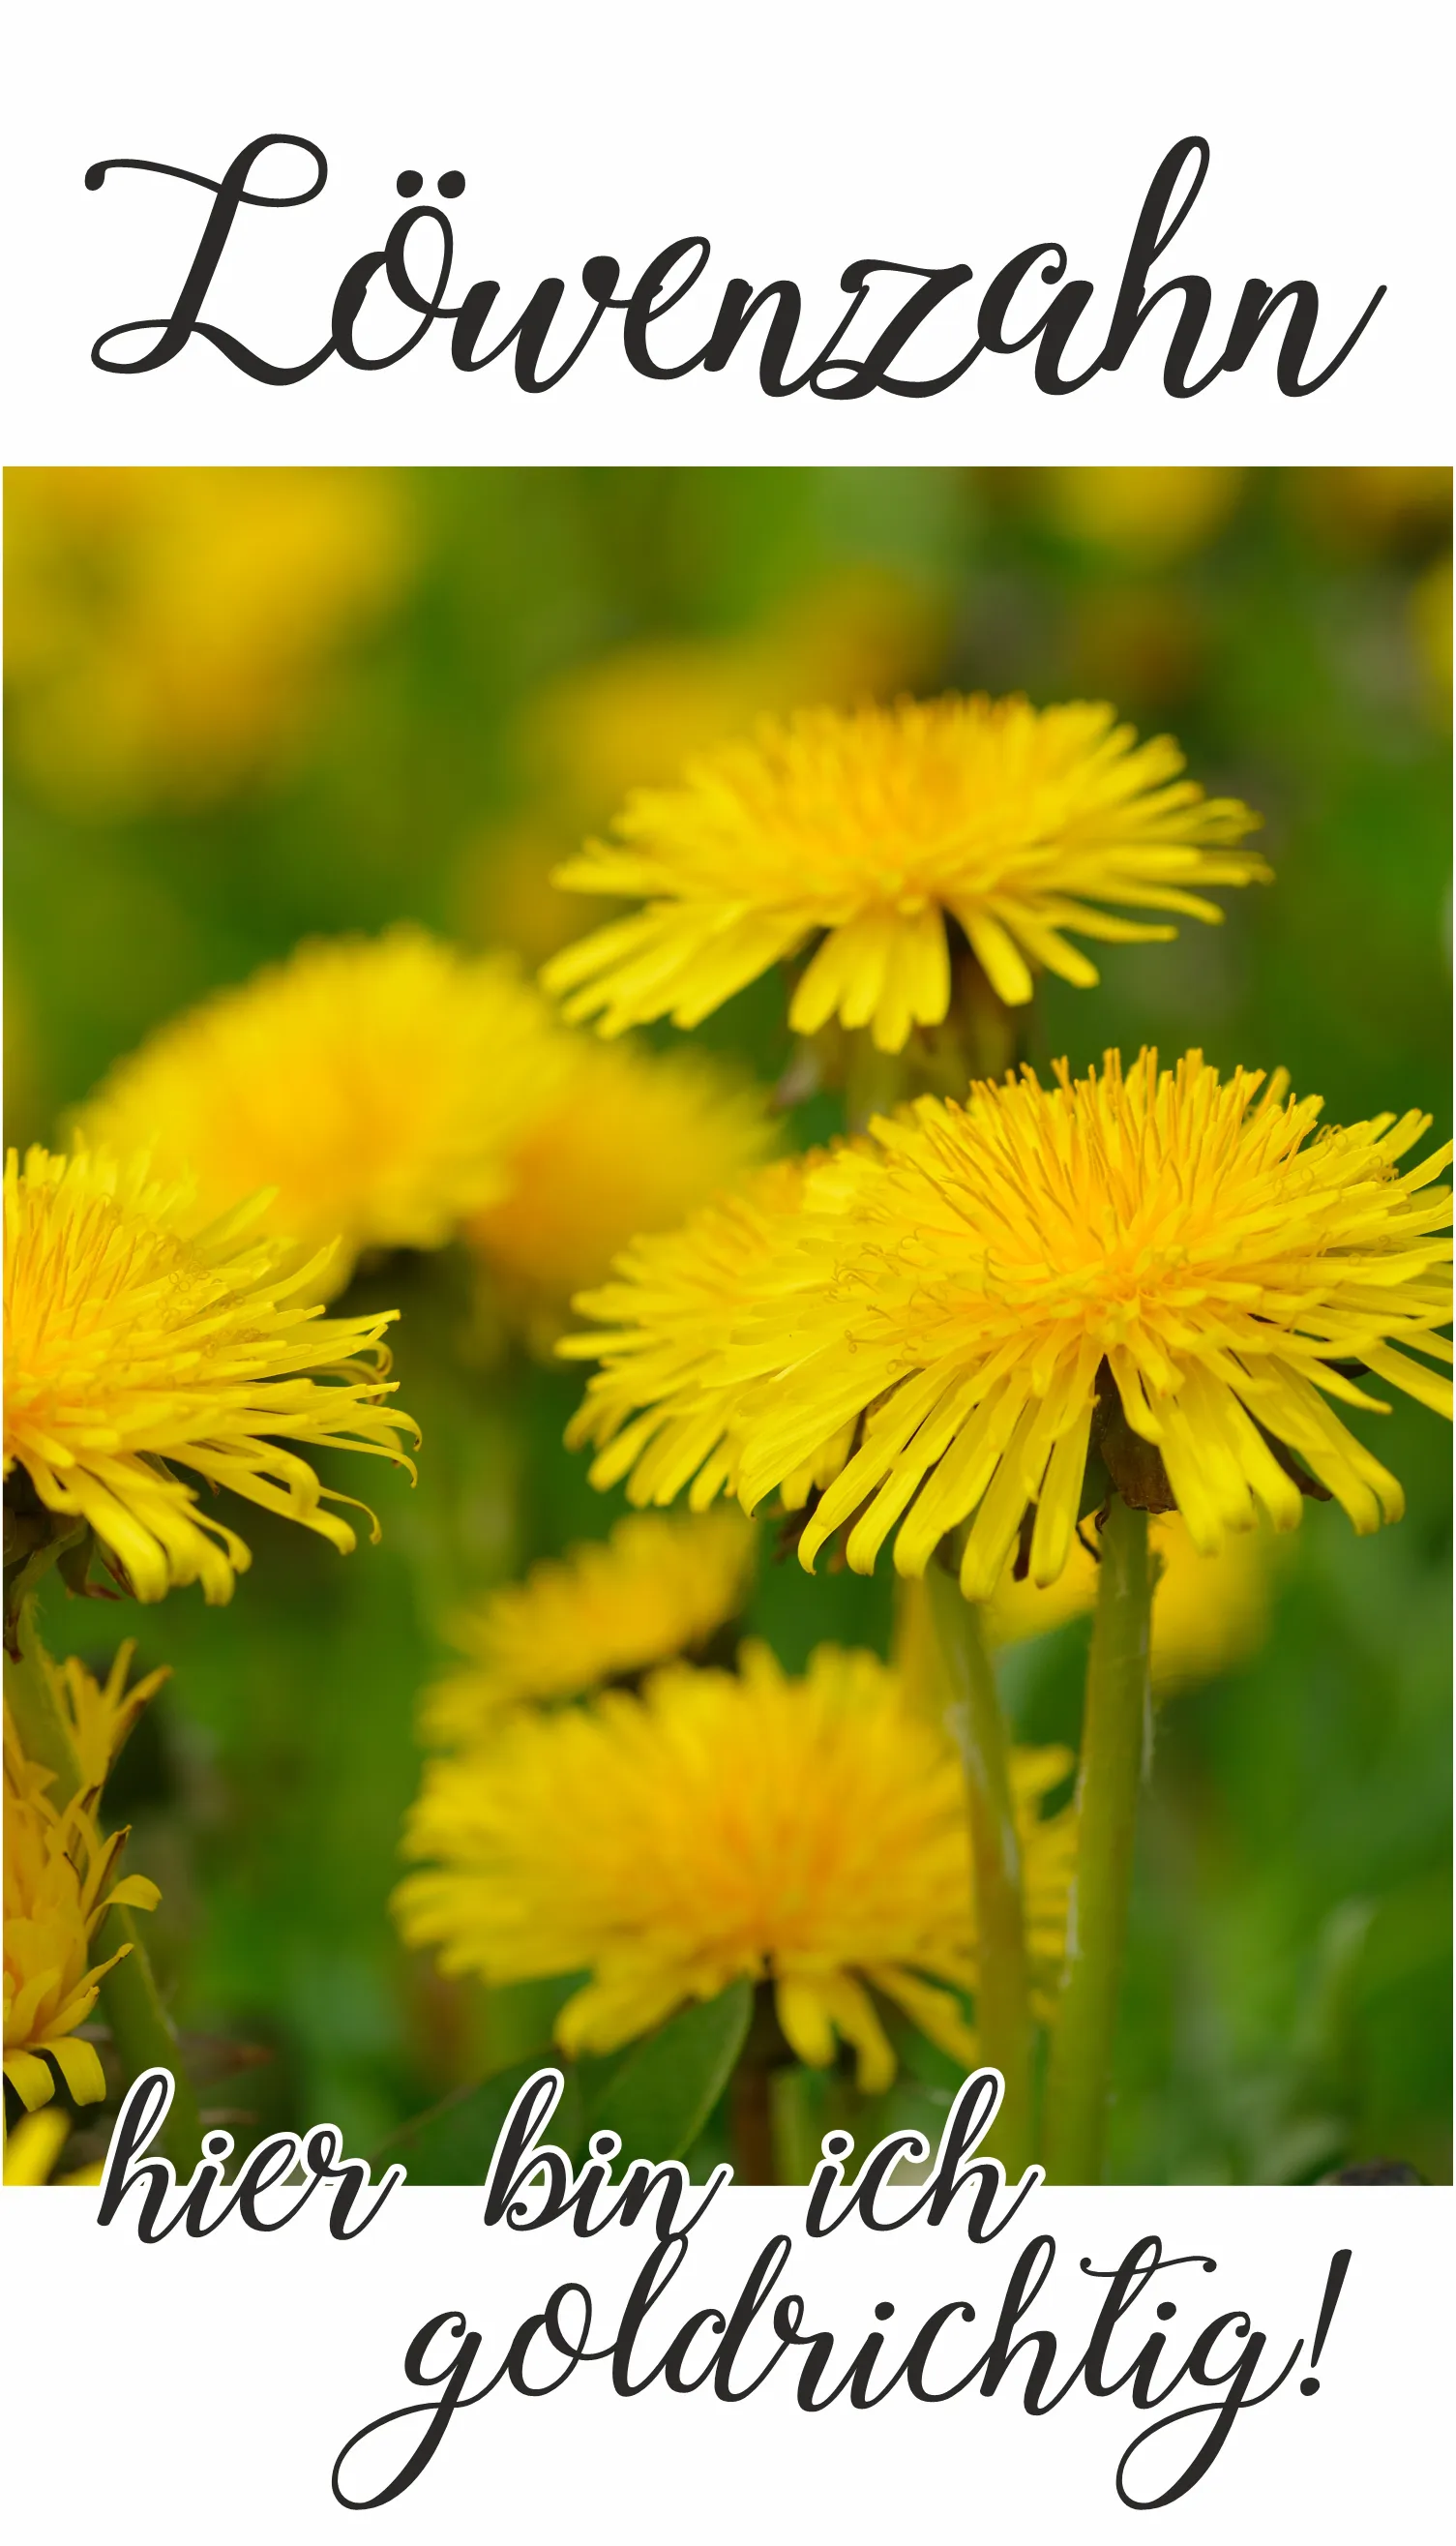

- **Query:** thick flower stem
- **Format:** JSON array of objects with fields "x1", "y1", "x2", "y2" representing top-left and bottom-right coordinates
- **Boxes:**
[
  {"x1": 954, "y1": 949, "x2": 1020, "y2": 1082},
  {"x1": 4, "y1": 1600, "x2": 201, "y2": 2174},
  {"x1": 1043, "y1": 1497, "x2": 1152, "y2": 2185},
  {"x1": 729, "y1": 1984, "x2": 793, "y2": 2184},
  {"x1": 728, "y1": 2060, "x2": 777, "y2": 2186},
  {"x1": 923, "y1": 1563, "x2": 1033, "y2": 2178}
]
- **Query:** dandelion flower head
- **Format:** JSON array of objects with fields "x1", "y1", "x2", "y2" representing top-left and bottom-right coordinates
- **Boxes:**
[
  {"x1": 422, "y1": 1509, "x2": 756, "y2": 1746},
  {"x1": 543, "y1": 696, "x2": 1266, "y2": 1053},
  {"x1": 1041, "y1": 467, "x2": 1243, "y2": 563},
  {"x1": 722, "y1": 1050, "x2": 1450, "y2": 1601},
  {"x1": 396, "y1": 1639, "x2": 1074, "y2": 2093},
  {"x1": 4, "y1": 1697, "x2": 161, "y2": 2112},
  {"x1": 467, "y1": 1034, "x2": 776, "y2": 1341},
  {"x1": 39, "y1": 1637, "x2": 171, "y2": 1790},
  {"x1": 4, "y1": 1143, "x2": 417, "y2": 1603},
  {"x1": 81, "y1": 928, "x2": 568, "y2": 1292},
  {"x1": 5, "y1": 467, "x2": 411, "y2": 816}
]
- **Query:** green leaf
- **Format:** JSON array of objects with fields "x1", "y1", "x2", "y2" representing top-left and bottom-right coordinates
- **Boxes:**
[
  {"x1": 373, "y1": 1988, "x2": 753, "y2": 2184},
  {"x1": 375, "y1": 2054, "x2": 587, "y2": 2187},
  {"x1": 582, "y1": 1983, "x2": 753, "y2": 2165}
]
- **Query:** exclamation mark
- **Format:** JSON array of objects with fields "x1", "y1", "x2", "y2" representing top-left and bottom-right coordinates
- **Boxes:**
[{"x1": 1300, "y1": 2248, "x2": 1352, "y2": 2396}]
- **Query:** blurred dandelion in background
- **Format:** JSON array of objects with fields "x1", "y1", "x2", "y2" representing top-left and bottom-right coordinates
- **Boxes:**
[
  {"x1": 988, "y1": 1513, "x2": 1272, "y2": 1699},
  {"x1": 4, "y1": 468, "x2": 413, "y2": 817},
  {"x1": 467, "y1": 1035, "x2": 777, "y2": 1347},
  {"x1": 1038, "y1": 466, "x2": 1246, "y2": 564},
  {"x1": 395, "y1": 1639, "x2": 1073, "y2": 2095},
  {"x1": 79, "y1": 927, "x2": 564, "y2": 1291},
  {"x1": 421, "y1": 1510, "x2": 755, "y2": 1743}
]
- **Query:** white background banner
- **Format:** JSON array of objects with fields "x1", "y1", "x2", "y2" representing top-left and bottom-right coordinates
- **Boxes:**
[
  {"x1": 1, "y1": 2114, "x2": 1447, "y2": 2539},
  {"x1": 1, "y1": 0, "x2": 1449, "y2": 464}
]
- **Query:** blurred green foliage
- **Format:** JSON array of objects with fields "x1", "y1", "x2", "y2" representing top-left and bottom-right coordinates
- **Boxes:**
[{"x1": 6, "y1": 464, "x2": 1451, "y2": 2180}]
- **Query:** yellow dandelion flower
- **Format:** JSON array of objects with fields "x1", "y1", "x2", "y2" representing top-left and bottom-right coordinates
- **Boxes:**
[
  {"x1": 4, "y1": 1707, "x2": 161, "y2": 2112},
  {"x1": 1038, "y1": 467, "x2": 1243, "y2": 562},
  {"x1": 710, "y1": 1050, "x2": 1450, "y2": 1601},
  {"x1": 80, "y1": 928, "x2": 568, "y2": 1293},
  {"x1": 395, "y1": 1640, "x2": 1074, "y2": 2094},
  {"x1": 5, "y1": 467, "x2": 411, "y2": 816},
  {"x1": 39, "y1": 1637, "x2": 170, "y2": 1790},
  {"x1": 559, "y1": 1153, "x2": 852, "y2": 1514},
  {"x1": 467, "y1": 1035, "x2": 776, "y2": 1343},
  {"x1": 542, "y1": 695, "x2": 1267, "y2": 1053},
  {"x1": 423, "y1": 1510, "x2": 756, "y2": 1744},
  {"x1": 989, "y1": 1513, "x2": 1271, "y2": 1696},
  {"x1": 4, "y1": 1144, "x2": 417, "y2": 1603}
]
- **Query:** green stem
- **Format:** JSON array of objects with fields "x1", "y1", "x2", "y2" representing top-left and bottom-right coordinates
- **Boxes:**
[
  {"x1": 728, "y1": 2059, "x2": 777, "y2": 2185},
  {"x1": 924, "y1": 1562, "x2": 1033, "y2": 2177},
  {"x1": 1043, "y1": 1497, "x2": 1153, "y2": 2185},
  {"x1": 4, "y1": 1599, "x2": 201, "y2": 2173},
  {"x1": 844, "y1": 1034, "x2": 910, "y2": 1135},
  {"x1": 728, "y1": 1983, "x2": 795, "y2": 2184},
  {"x1": 93, "y1": 1904, "x2": 201, "y2": 2165},
  {"x1": 768, "y1": 2064, "x2": 842, "y2": 2187},
  {"x1": 954, "y1": 951, "x2": 1020, "y2": 1081}
]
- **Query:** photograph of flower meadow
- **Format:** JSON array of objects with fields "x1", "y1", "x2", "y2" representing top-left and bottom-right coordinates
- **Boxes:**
[{"x1": 4, "y1": 464, "x2": 1451, "y2": 2192}]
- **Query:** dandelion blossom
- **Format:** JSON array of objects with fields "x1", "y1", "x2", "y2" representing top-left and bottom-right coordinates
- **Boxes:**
[
  {"x1": 40, "y1": 1638, "x2": 171, "y2": 1790},
  {"x1": 396, "y1": 1640, "x2": 1074, "y2": 2092},
  {"x1": 559, "y1": 1153, "x2": 851, "y2": 1513},
  {"x1": 724, "y1": 1051, "x2": 1450, "y2": 1600},
  {"x1": 1040, "y1": 467, "x2": 1243, "y2": 562},
  {"x1": 6, "y1": 466, "x2": 411, "y2": 816},
  {"x1": 81, "y1": 928, "x2": 568, "y2": 1291},
  {"x1": 468, "y1": 1036, "x2": 776, "y2": 1340},
  {"x1": 423, "y1": 1510, "x2": 756, "y2": 1744},
  {"x1": 4, "y1": 1144, "x2": 417, "y2": 1603},
  {"x1": 4, "y1": 1708, "x2": 160, "y2": 2111},
  {"x1": 543, "y1": 697, "x2": 1266, "y2": 1052}
]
